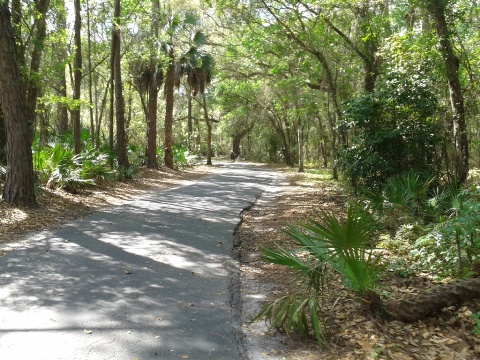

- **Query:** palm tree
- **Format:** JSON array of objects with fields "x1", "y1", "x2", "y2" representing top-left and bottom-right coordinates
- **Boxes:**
[
  {"x1": 161, "y1": 11, "x2": 199, "y2": 168},
  {"x1": 181, "y1": 41, "x2": 214, "y2": 163}
]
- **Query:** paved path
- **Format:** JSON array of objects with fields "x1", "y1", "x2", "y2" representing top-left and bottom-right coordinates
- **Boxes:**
[{"x1": 0, "y1": 163, "x2": 279, "y2": 360}]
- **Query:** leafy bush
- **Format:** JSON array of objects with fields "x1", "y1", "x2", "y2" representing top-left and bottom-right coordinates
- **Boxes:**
[
  {"x1": 33, "y1": 139, "x2": 114, "y2": 192},
  {"x1": 156, "y1": 144, "x2": 192, "y2": 168},
  {"x1": 410, "y1": 186, "x2": 480, "y2": 276},
  {"x1": 368, "y1": 173, "x2": 480, "y2": 277},
  {"x1": 337, "y1": 72, "x2": 442, "y2": 192}
]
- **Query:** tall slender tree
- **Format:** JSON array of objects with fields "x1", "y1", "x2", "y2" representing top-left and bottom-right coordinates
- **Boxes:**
[
  {"x1": 53, "y1": 0, "x2": 69, "y2": 135},
  {"x1": 25, "y1": 0, "x2": 50, "y2": 137},
  {"x1": 425, "y1": 0, "x2": 469, "y2": 183},
  {"x1": 112, "y1": 0, "x2": 129, "y2": 174},
  {"x1": 146, "y1": 0, "x2": 161, "y2": 168},
  {"x1": 72, "y1": 0, "x2": 82, "y2": 154},
  {"x1": 163, "y1": 45, "x2": 175, "y2": 169},
  {"x1": 0, "y1": 0, "x2": 36, "y2": 206}
]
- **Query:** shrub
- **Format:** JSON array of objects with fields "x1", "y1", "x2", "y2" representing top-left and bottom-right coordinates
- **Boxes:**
[
  {"x1": 33, "y1": 139, "x2": 114, "y2": 192},
  {"x1": 254, "y1": 203, "x2": 386, "y2": 346},
  {"x1": 337, "y1": 71, "x2": 442, "y2": 193}
]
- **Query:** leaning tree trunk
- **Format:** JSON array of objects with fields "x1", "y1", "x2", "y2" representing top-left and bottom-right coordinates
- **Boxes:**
[
  {"x1": 385, "y1": 278, "x2": 480, "y2": 322},
  {"x1": 0, "y1": 1, "x2": 36, "y2": 207},
  {"x1": 426, "y1": 0, "x2": 468, "y2": 184}
]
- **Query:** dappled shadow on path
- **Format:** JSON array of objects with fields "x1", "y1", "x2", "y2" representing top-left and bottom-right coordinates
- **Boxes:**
[{"x1": 0, "y1": 163, "x2": 278, "y2": 360}]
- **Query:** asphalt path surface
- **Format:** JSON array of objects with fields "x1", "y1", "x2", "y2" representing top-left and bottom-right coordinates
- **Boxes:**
[{"x1": 0, "y1": 162, "x2": 280, "y2": 360}]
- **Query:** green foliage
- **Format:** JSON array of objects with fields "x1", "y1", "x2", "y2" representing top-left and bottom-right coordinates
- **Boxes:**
[
  {"x1": 156, "y1": 144, "x2": 191, "y2": 168},
  {"x1": 33, "y1": 135, "x2": 115, "y2": 192},
  {"x1": 472, "y1": 312, "x2": 480, "y2": 336},
  {"x1": 337, "y1": 71, "x2": 442, "y2": 192},
  {"x1": 255, "y1": 203, "x2": 385, "y2": 345},
  {"x1": 371, "y1": 175, "x2": 480, "y2": 277},
  {"x1": 290, "y1": 204, "x2": 385, "y2": 300},
  {"x1": 410, "y1": 186, "x2": 480, "y2": 277},
  {"x1": 253, "y1": 295, "x2": 326, "y2": 347}
]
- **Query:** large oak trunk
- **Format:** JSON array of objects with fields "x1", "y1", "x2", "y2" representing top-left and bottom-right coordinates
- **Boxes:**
[{"x1": 0, "y1": 2, "x2": 36, "y2": 207}]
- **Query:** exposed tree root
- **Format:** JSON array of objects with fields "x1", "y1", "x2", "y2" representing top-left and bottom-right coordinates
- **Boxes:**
[{"x1": 385, "y1": 278, "x2": 480, "y2": 322}]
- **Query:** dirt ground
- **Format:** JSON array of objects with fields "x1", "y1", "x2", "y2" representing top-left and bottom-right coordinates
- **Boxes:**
[
  {"x1": 236, "y1": 167, "x2": 480, "y2": 360},
  {"x1": 1, "y1": 164, "x2": 479, "y2": 359}
]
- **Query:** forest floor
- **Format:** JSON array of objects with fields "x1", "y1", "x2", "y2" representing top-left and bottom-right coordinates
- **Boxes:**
[
  {"x1": 0, "y1": 163, "x2": 479, "y2": 359},
  {"x1": 236, "y1": 167, "x2": 480, "y2": 360}
]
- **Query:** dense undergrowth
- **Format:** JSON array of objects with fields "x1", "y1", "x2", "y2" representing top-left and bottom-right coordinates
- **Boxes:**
[
  {"x1": 254, "y1": 168, "x2": 480, "y2": 348},
  {"x1": 1, "y1": 130, "x2": 196, "y2": 194}
]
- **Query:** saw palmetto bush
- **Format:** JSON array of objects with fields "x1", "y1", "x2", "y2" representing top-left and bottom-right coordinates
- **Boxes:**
[
  {"x1": 33, "y1": 139, "x2": 114, "y2": 192},
  {"x1": 254, "y1": 203, "x2": 386, "y2": 346}
]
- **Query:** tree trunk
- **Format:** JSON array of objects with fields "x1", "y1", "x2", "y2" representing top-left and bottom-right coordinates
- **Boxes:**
[
  {"x1": 297, "y1": 118, "x2": 304, "y2": 173},
  {"x1": 202, "y1": 93, "x2": 212, "y2": 166},
  {"x1": 38, "y1": 90, "x2": 48, "y2": 146},
  {"x1": 55, "y1": 0, "x2": 68, "y2": 136},
  {"x1": 146, "y1": 0, "x2": 160, "y2": 169},
  {"x1": 25, "y1": 0, "x2": 50, "y2": 138},
  {"x1": 11, "y1": 0, "x2": 26, "y2": 81},
  {"x1": 86, "y1": 0, "x2": 95, "y2": 145},
  {"x1": 385, "y1": 278, "x2": 480, "y2": 322},
  {"x1": 426, "y1": 0, "x2": 469, "y2": 184},
  {"x1": 113, "y1": 0, "x2": 129, "y2": 174},
  {"x1": 164, "y1": 49, "x2": 175, "y2": 169},
  {"x1": 0, "y1": 1, "x2": 36, "y2": 207},
  {"x1": 72, "y1": 0, "x2": 82, "y2": 154},
  {"x1": 187, "y1": 91, "x2": 193, "y2": 151},
  {"x1": 232, "y1": 121, "x2": 254, "y2": 157},
  {"x1": 0, "y1": 105, "x2": 6, "y2": 163},
  {"x1": 96, "y1": 79, "x2": 110, "y2": 148}
]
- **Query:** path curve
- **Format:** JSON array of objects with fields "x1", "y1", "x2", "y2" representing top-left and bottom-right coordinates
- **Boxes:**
[{"x1": 0, "y1": 162, "x2": 280, "y2": 360}]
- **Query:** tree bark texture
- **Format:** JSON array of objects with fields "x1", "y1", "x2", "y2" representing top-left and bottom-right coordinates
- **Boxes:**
[
  {"x1": 187, "y1": 91, "x2": 193, "y2": 151},
  {"x1": 72, "y1": 0, "x2": 82, "y2": 154},
  {"x1": 427, "y1": 0, "x2": 469, "y2": 184},
  {"x1": 164, "y1": 49, "x2": 175, "y2": 169},
  {"x1": 0, "y1": 105, "x2": 6, "y2": 163},
  {"x1": 146, "y1": 0, "x2": 160, "y2": 169},
  {"x1": 385, "y1": 278, "x2": 480, "y2": 322},
  {"x1": 86, "y1": 0, "x2": 95, "y2": 144},
  {"x1": 0, "y1": 1, "x2": 36, "y2": 206},
  {"x1": 25, "y1": 0, "x2": 50, "y2": 137},
  {"x1": 11, "y1": 0, "x2": 26, "y2": 79},
  {"x1": 113, "y1": 0, "x2": 129, "y2": 173},
  {"x1": 202, "y1": 94, "x2": 212, "y2": 166},
  {"x1": 55, "y1": 0, "x2": 68, "y2": 135}
]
